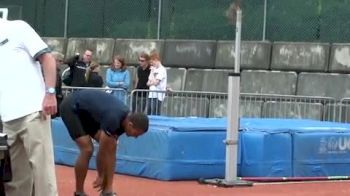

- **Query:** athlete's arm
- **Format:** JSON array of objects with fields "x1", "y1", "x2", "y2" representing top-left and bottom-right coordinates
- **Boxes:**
[{"x1": 95, "y1": 130, "x2": 117, "y2": 192}]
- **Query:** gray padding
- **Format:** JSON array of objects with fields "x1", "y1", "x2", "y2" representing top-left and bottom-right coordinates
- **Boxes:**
[
  {"x1": 329, "y1": 44, "x2": 350, "y2": 73},
  {"x1": 166, "y1": 68, "x2": 186, "y2": 91},
  {"x1": 161, "y1": 96, "x2": 209, "y2": 117},
  {"x1": 163, "y1": 39, "x2": 216, "y2": 68},
  {"x1": 99, "y1": 65, "x2": 109, "y2": 87},
  {"x1": 114, "y1": 39, "x2": 164, "y2": 65},
  {"x1": 241, "y1": 70, "x2": 297, "y2": 95},
  {"x1": 184, "y1": 69, "x2": 229, "y2": 93},
  {"x1": 297, "y1": 72, "x2": 350, "y2": 100},
  {"x1": 66, "y1": 38, "x2": 115, "y2": 64},
  {"x1": 127, "y1": 66, "x2": 136, "y2": 90},
  {"x1": 215, "y1": 41, "x2": 271, "y2": 70},
  {"x1": 42, "y1": 37, "x2": 67, "y2": 56},
  {"x1": 209, "y1": 98, "x2": 262, "y2": 118},
  {"x1": 262, "y1": 101, "x2": 323, "y2": 120},
  {"x1": 271, "y1": 42, "x2": 329, "y2": 71}
]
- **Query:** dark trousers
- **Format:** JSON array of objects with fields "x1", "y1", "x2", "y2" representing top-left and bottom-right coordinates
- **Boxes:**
[
  {"x1": 0, "y1": 150, "x2": 11, "y2": 196},
  {"x1": 147, "y1": 98, "x2": 162, "y2": 115},
  {"x1": 0, "y1": 128, "x2": 10, "y2": 196}
]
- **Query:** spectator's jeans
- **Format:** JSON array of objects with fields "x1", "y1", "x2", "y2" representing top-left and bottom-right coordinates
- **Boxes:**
[
  {"x1": 3, "y1": 112, "x2": 57, "y2": 196},
  {"x1": 112, "y1": 90, "x2": 128, "y2": 104},
  {"x1": 147, "y1": 98, "x2": 162, "y2": 115}
]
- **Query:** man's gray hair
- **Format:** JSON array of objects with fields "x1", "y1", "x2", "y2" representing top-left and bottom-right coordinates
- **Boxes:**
[{"x1": 51, "y1": 51, "x2": 64, "y2": 61}]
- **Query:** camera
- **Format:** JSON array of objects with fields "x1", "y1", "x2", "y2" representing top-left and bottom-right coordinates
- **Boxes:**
[
  {"x1": 74, "y1": 53, "x2": 80, "y2": 61},
  {"x1": 63, "y1": 53, "x2": 80, "y2": 64}
]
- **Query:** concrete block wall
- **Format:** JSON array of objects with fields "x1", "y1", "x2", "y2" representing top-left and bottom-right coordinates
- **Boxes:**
[
  {"x1": 42, "y1": 37, "x2": 67, "y2": 55},
  {"x1": 114, "y1": 39, "x2": 164, "y2": 65},
  {"x1": 162, "y1": 39, "x2": 217, "y2": 68},
  {"x1": 241, "y1": 70, "x2": 297, "y2": 95},
  {"x1": 215, "y1": 41, "x2": 271, "y2": 70},
  {"x1": 66, "y1": 38, "x2": 115, "y2": 65},
  {"x1": 330, "y1": 44, "x2": 350, "y2": 73},
  {"x1": 297, "y1": 72, "x2": 350, "y2": 100},
  {"x1": 43, "y1": 37, "x2": 350, "y2": 100},
  {"x1": 271, "y1": 42, "x2": 330, "y2": 72}
]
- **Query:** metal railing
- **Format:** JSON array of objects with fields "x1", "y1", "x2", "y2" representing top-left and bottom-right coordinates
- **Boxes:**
[
  {"x1": 131, "y1": 89, "x2": 341, "y2": 121},
  {"x1": 339, "y1": 98, "x2": 350, "y2": 123},
  {"x1": 61, "y1": 87, "x2": 349, "y2": 122}
]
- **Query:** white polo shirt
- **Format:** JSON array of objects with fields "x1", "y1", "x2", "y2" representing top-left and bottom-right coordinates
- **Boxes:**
[
  {"x1": 148, "y1": 64, "x2": 167, "y2": 101},
  {"x1": 0, "y1": 20, "x2": 49, "y2": 122}
]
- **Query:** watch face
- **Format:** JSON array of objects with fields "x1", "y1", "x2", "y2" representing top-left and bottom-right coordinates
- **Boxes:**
[{"x1": 47, "y1": 87, "x2": 56, "y2": 94}]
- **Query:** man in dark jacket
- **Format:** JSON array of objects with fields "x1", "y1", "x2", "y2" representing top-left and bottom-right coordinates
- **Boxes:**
[
  {"x1": 132, "y1": 52, "x2": 151, "y2": 112},
  {"x1": 65, "y1": 49, "x2": 93, "y2": 87}
]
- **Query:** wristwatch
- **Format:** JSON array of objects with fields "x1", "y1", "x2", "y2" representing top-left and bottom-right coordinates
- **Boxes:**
[{"x1": 46, "y1": 87, "x2": 56, "y2": 95}]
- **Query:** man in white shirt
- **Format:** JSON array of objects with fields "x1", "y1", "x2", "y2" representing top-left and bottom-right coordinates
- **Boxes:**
[
  {"x1": 0, "y1": 19, "x2": 58, "y2": 196},
  {"x1": 146, "y1": 51, "x2": 167, "y2": 115}
]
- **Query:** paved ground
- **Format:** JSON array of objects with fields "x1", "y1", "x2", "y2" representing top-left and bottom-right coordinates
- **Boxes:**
[{"x1": 56, "y1": 165, "x2": 350, "y2": 196}]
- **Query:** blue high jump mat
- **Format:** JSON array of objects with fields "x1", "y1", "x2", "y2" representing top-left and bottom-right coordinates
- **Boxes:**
[
  {"x1": 51, "y1": 116, "x2": 350, "y2": 180},
  {"x1": 116, "y1": 116, "x2": 228, "y2": 180},
  {"x1": 292, "y1": 124, "x2": 350, "y2": 177},
  {"x1": 240, "y1": 119, "x2": 350, "y2": 177},
  {"x1": 52, "y1": 116, "x2": 228, "y2": 180}
]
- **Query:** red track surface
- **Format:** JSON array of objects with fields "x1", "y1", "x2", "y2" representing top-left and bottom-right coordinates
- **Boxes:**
[{"x1": 57, "y1": 165, "x2": 350, "y2": 196}]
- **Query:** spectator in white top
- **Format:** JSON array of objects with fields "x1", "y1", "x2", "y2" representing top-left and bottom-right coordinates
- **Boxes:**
[
  {"x1": 146, "y1": 51, "x2": 167, "y2": 115},
  {"x1": 0, "y1": 19, "x2": 58, "y2": 196}
]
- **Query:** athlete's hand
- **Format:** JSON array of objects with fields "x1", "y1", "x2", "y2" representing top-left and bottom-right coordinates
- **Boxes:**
[{"x1": 93, "y1": 175, "x2": 103, "y2": 191}]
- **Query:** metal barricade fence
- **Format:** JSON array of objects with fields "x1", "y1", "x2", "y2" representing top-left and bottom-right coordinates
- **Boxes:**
[
  {"x1": 131, "y1": 89, "x2": 340, "y2": 121},
  {"x1": 130, "y1": 89, "x2": 167, "y2": 115},
  {"x1": 241, "y1": 94, "x2": 338, "y2": 122},
  {"x1": 339, "y1": 98, "x2": 350, "y2": 123},
  {"x1": 60, "y1": 87, "x2": 345, "y2": 122}
]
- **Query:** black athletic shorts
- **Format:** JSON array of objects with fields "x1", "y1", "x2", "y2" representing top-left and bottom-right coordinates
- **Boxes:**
[{"x1": 60, "y1": 94, "x2": 100, "y2": 140}]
